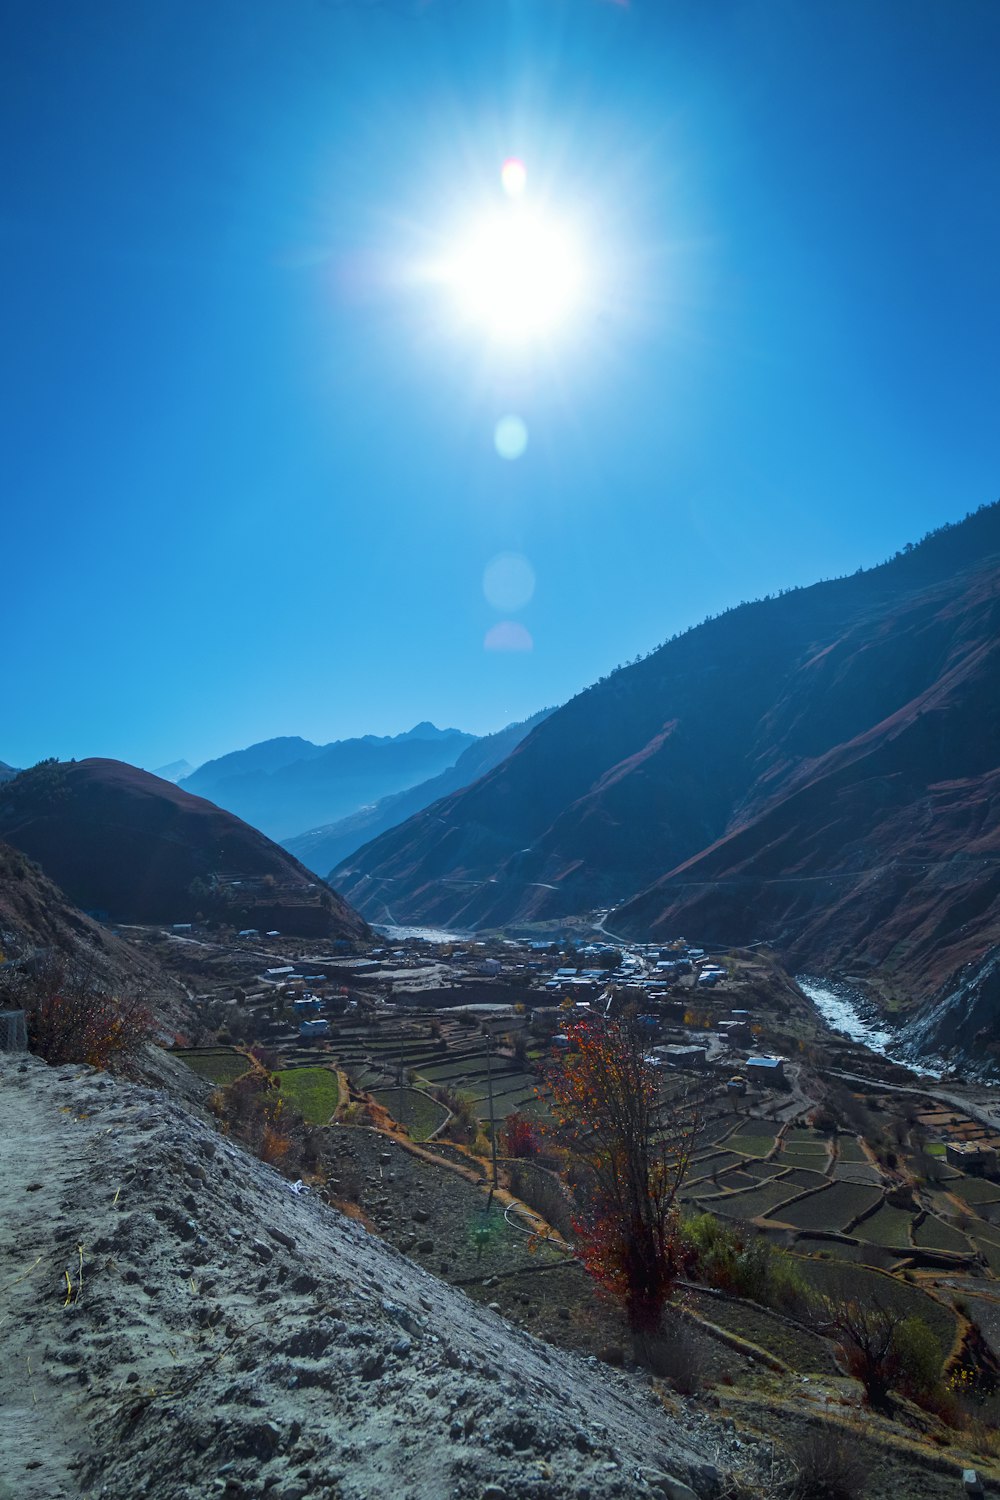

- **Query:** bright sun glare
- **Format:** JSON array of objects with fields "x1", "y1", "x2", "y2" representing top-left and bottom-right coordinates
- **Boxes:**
[
  {"x1": 449, "y1": 211, "x2": 585, "y2": 343},
  {"x1": 441, "y1": 160, "x2": 586, "y2": 345}
]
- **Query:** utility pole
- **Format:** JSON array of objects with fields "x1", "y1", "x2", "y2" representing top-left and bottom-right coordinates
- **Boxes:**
[{"x1": 486, "y1": 1024, "x2": 498, "y2": 1192}]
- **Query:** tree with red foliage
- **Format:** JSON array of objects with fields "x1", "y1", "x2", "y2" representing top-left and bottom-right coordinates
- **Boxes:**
[
  {"x1": 547, "y1": 1014, "x2": 702, "y2": 1336},
  {"x1": 501, "y1": 1110, "x2": 540, "y2": 1158}
]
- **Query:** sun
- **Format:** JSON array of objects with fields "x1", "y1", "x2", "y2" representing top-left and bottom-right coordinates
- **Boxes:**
[{"x1": 447, "y1": 207, "x2": 586, "y2": 345}]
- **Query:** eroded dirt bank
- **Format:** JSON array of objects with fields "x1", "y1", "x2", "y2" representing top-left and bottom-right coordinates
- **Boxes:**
[{"x1": 0, "y1": 1054, "x2": 731, "y2": 1500}]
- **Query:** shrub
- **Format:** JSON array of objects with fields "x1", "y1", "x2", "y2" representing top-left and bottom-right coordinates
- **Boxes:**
[
  {"x1": 13, "y1": 961, "x2": 151, "y2": 1071},
  {"x1": 894, "y1": 1316, "x2": 942, "y2": 1401},
  {"x1": 681, "y1": 1213, "x2": 811, "y2": 1318},
  {"x1": 502, "y1": 1110, "x2": 540, "y2": 1158},
  {"x1": 787, "y1": 1425, "x2": 868, "y2": 1500}
]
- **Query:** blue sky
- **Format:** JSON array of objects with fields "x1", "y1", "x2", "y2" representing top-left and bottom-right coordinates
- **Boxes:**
[{"x1": 3, "y1": 0, "x2": 998, "y2": 772}]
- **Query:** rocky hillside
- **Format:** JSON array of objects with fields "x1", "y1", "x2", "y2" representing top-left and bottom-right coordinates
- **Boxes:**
[
  {"x1": 334, "y1": 505, "x2": 1000, "y2": 1041},
  {"x1": 181, "y1": 724, "x2": 476, "y2": 842},
  {"x1": 0, "y1": 839, "x2": 185, "y2": 1020},
  {"x1": 0, "y1": 759, "x2": 369, "y2": 941},
  {"x1": 285, "y1": 709, "x2": 552, "y2": 877},
  {"x1": 0, "y1": 1053, "x2": 727, "y2": 1500}
]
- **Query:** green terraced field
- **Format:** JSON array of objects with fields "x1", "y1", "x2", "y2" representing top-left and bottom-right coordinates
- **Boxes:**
[
  {"x1": 781, "y1": 1167, "x2": 829, "y2": 1190},
  {"x1": 835, "y1": 1136, "x2": 869, "y2": 1162},
  {"x1": 792, "y1": 1256, "x2": 959, "y2": 1358},
  {"x1": 276, "y1": 1066, "x2": 340, "y2": 1124},
  {"x1": 371, "y1": 1087, "x2": 449, "y2": 1141},
  {"x1": 854, "y1": 1202, "x2": 916, "y2": 1249},
  {"x1": 727, "y1": 1126, "x2": 779, "y2": 1158},
  {"x1": 974, "y1": 1236, "x2": 1000, "y2": 1275},
  {"x1": 704, "y1": 1178, "x2": 807, "y2": 1220},
  {"x1": 912, "y1": 1215, "x2": 971, "y2": 1254},
  {"x1": 745, "y1": 1160, "x2": 785, "y2": 1179},
  {"x1": 951, "y1": 1176, "x2": 1000, "y2": 1206},
  {"x1": 771, "y1": 1181, "x2": 881, "y2": 1232},
  {"x1": 175, "y1": 1048, "x2": 250, "y2": 1085}
]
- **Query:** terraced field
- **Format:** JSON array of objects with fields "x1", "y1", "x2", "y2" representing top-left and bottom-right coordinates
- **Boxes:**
[
  {"x1": 855, "y1": 1202, "x2": 916, "y2": 1249},
  {"x1": 685, "y1": 1290, "x2": 838, "y2": 1375},
  {"x1": 768, "y1": 1181, "x2": 881, "y2": 1233},
  {"x1": 702, "y1": 1177, "x2": 808, "y2": 1221},
  {"x1": 276, "y1": 1065, "x2": 339, "y2": 1124},
  {"x1": 726, "y1": 1123, "x2": 780, "y2": 1157},
  {"x1": 370, "y1": 1086, "x2": 449, "y2": 1141},
  {"x1": 912, "y1": 1214, "x2": 971, "y2": 1254},
  {"x1": 175, "y1": 1046, "x2": 251, "y2": 1085},
  {"x1": 792, "y1": 1256, "x2": 961, "y2": 1359}
]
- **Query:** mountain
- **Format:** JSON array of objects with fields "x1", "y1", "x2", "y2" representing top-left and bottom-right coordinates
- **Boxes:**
[
  {"x1": 151, "y1": 759, "x2": 193, "y2": 783},
  {"x1": 333, "y1": 504, "x2": 1000, "y2": 1038},
  {"x1": 0, "y1": 759, "x2": 369, "y2": 941},
  {"x1": 0, "y1": 839, "x2": 186, "y2": 1017},
  {"x1": 180, "y1": 725, "x2": 476, "y2": 841},
  {"x1": 0, "y1": 762, "x2": 19, "y2": 783},
  {"x1": 284, "y1": 708, "x2": 553, "y2": 876}
]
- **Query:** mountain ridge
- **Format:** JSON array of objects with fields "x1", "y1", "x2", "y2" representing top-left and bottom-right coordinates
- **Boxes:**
[
  {"x1": 332, "y1": 503, "x2": 1000, "y2": 1050},
  {"x1": 0, "y1": 758, "x2": 369, "y2": 941},
  {"x1": 180, "y1": 724, "x2": 476, "y2": 841},
  {"x1": 284, "y1": 708, "x2": 553, "y2": 876}
]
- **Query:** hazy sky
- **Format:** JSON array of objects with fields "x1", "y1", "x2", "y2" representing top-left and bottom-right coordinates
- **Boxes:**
[{"x1": 4, "y1": 0, "x2": 998, "y2": 771}]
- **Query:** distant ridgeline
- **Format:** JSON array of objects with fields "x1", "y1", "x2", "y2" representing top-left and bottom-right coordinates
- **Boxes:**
[
  {"x1": 179, "y1": 723, "x2": 477, "y2": 843},
  {"x1": 333, "y1": 502, "x2": 1000, "y2": 1063}
]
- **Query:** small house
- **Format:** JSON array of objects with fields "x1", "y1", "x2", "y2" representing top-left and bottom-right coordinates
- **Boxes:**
[
  {"x1": 947, "y1": 1141, "x2": 998, "y2": 1176},
  {"x1": 746, "y1": 1055, "x2": 785, "y2": 1082},
  {"x1": 299, "y1": 1018, "x2": 330, "y2": 1039}
]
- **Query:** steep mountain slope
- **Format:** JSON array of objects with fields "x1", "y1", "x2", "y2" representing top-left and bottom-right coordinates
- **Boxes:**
[
  {"x1": 0, "y1": 761, "x2": 18, "y2": 783},
  {"x1": 180, "y1": 724, "x2": 476, "y2": 841},
  {"x1": 333, "y1": 506, "x2": 1000, "y2": 1022},
  {"x1": 284, "y1": 708, "x2": 553, "y2": 876},
  {"x1": 0, "y1": 759, "x2": 369, "y2": 940},
  {"x1": 0, "y1": 839, "x2": 185, "y2": 1017},
  {"x1": 614, "y1": 562, "x2": 1000, "y2": 987}
]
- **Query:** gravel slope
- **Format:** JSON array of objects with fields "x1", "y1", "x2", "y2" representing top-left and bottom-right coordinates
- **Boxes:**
[{"x1": 0, "y1": 1055, "x2": 730, "y2": 1500}]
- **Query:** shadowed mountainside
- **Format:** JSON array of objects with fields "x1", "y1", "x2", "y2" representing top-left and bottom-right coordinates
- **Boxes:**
[
  {"x1": 334, "y1": 504, "x2": 1000, "y2": 1040},
  {"x1": 0, "y1": 759, "x2": 369, "y2": 940},
  {"x1": 284, "y1": 708, "x2": 553, "y2": 876},
  {"x1": 0, "y1": 839, "x2": 186, "y2": 1017},
  {"x1": 180, "y1": 723, "x2": 476, "y2": 841}
]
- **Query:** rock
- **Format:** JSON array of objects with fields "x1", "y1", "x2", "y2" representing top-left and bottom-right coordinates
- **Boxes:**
[
  {"x1": 361, "y1": 1351, "x2": 385, "y2": 1380},
  {"x1": 266, "y1": 1227, "x2": 296, "y2": 1252},
  {"x1": 289, "y1": 1272, "x2": 319, "y2": 1294},
  {"x1": 650, "y1": 1478, "x2": 698, "y2": 1500},
  {"x1": 482, "y1": 1488, "x2": 507, "y2": 1500},
  {"x1": 598, "y1": 1345, "x2": 625, "y2": 1367},
  {"x1": 416, "y1": 1238, "x2": 434, "y2": 1254},
  {"x1": 413, "y1": 1207, "x2": 429, "y2": 1223}
]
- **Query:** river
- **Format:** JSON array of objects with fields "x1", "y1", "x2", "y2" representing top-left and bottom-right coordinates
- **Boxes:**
[
  {"x1": 797, "y1": 975, "x2": 944, "y2": 1080},
  {"x1": 375, "y1": 923, "x2": 472, "y2": 944}
]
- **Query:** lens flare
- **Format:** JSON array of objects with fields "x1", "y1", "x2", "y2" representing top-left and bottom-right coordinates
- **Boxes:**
[
  {"x1": 494, "y1": 414, "x2": 528, "y2": 460},
  {"x1": 500, "y1": 157, "x2": 527, "y2": 198},
  {"x1": 484, "y1": 621, "x2": 534, "y2": 653},
  {"x1": 483, "y1": 552, "x2": 535, "y2": 612}
]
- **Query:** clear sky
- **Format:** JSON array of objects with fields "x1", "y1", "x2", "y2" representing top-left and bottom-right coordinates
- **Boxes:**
[{"x1": 3, "y1": 0, "x2": 998, "y2": 772}]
